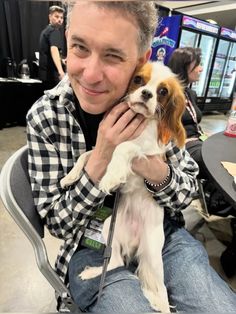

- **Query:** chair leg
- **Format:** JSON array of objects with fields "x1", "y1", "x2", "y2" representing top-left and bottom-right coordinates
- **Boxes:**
[
  {"x1": 220, "y1": 218, "x2": 236, "y2": 278},
  {"x1": 197, "y1": 179, "x2": 210, "y2": 217}
]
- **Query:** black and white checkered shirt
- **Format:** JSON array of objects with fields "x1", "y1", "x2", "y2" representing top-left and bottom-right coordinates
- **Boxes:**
[{"x1": 26, "y1": 75, "x2": 199, "y2": 294}]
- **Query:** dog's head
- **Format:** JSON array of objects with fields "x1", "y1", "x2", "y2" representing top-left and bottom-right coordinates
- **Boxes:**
[{"x1": 127, "y1": 62, "x2": 186, "y2": 148}]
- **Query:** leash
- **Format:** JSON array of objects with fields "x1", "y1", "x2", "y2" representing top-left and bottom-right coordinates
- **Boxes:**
[{"x1": 96, "y1": 189, "x2": 121, "y2": 305}]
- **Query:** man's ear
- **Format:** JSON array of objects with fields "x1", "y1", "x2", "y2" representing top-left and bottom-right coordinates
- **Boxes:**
[{"x1": 137, "y1": 48, "x2": 152, "y2": 67}]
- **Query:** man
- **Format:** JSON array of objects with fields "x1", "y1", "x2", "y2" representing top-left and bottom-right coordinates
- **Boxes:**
[
  {"x1": 27, "y1": 1, "x2": 236, "y2": 312},
  {"x1": 39, "y1": 5, "x2": 65, "y2": 89}
]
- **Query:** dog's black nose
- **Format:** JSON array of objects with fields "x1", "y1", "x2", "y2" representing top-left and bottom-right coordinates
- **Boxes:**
[{"x1": 141, "y1": 89, "x2": 153, "y2": 101}]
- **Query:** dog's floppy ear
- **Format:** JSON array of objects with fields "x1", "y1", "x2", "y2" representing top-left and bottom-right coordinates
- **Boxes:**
[
  {"x1": 158, "y1": 124, "x2": 172, "y2": 146},
  {"x1": 158, "y1": 77, "x2": 186, "y2": 148}
]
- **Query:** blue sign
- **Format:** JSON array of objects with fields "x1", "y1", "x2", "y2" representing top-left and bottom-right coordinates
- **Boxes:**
[{"x1": 150, "y1": 15, "x2": 181, "y2": 65}]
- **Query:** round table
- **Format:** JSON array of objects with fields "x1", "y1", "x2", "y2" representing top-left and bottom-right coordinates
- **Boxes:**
[{"x1": 202, "y1": 131, "x2": 236, "y2": 210}]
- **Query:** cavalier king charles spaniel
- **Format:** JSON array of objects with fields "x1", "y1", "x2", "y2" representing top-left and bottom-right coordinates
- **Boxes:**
[{"x1": 61, "y1": 62, "x2": 186, "y2": 312}]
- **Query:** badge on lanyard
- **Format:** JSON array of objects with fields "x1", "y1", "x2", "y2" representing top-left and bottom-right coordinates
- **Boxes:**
[
  {"x1": 81, "y1": 205, "x2": 112, "y2": 251},
  {"x1": 199, "y1": 134, "x2": 208, "y2": 141}
]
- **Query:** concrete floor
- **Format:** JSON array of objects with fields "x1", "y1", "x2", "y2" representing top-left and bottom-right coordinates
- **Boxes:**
[
  {"x1": 0, "y1": 113, "x2": 236, "y2": 312},
  {"x1": 0, "y1": 126, "x2": 62, "y2": 312}
]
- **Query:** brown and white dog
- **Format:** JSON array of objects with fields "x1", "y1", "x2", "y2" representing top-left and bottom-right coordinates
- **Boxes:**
[{"x1": 61, "y1": 62, "x2": 186, "y2": 312}]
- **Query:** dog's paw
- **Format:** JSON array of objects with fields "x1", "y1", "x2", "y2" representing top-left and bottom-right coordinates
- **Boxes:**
[
  {"x1": 99, "y1": 173, "x2": 125, "y2": 194},
  {"x1": 60, "y1": 176, "x2": 74, "y2": 188},
  {"x1": 60, "y1": 166, "x2": 83, "y2": 188},
  {"x1": 79, "y1": 266, "x2": 102, "y2": 280},
  {"x1": 143, "y1": 288, "x2": 170, "y2": 313}
]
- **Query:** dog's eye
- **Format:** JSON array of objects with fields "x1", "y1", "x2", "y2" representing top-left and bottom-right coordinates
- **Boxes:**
[
  {"x1": 158, "y1": 87, "x2": 168, "y2": 96},
  {"x1": 133, "y1": 75, "x2": 144, "y2": 85}
]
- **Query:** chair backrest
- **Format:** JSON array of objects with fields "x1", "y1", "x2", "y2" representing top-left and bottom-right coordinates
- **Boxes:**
[
  {"x1": 9, "y1": 145, "x2": 44, "y2": 236},
  {"x1": 0, "y1": 145, "x2": 80, "y2": 312}
]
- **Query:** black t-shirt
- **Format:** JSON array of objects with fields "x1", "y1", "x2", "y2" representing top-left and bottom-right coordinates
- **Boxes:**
[
  {"x1": 74, "y1": 98, "x2": 104, "y2": 150},
  {"x1": 74, "y1": 99, "x2": 116, "y2": 208},
  {"x1": 39, "y1": 24, "x2": 64, "y2": 82}
]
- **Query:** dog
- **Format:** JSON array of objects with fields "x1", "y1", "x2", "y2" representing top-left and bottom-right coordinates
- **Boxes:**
[{"x1": 61, "y1": 62, "x2": 186, "y2": 312}]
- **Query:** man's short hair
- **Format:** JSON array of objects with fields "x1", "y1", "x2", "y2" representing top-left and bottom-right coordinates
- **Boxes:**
[
  {"x1": 66, "y1": 1, "x2": 158, "y2": 55},
  {"x1": 49, "y1": 5, "x2": 65, "y2": 15}
]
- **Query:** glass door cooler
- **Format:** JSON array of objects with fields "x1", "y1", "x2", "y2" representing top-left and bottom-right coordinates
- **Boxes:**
[
  {"x1": 177, "y1": 15, "x2": 220, "y2": 110},
  {"x1": 191, "y1": 34, "x2": 217, "y2": 102},
  {"x1": 205, "y1": 27, "x2": 236, "y2": 112}
]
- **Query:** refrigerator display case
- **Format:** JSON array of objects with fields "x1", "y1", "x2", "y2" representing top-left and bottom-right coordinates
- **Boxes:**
[
  {"x1": 206, "y1": 27, "x2": 236, "y2": 109},
  {"x1": 220, "y1": 43, "x2": 236, "y2": 98},
  {"x1": 191, "y1": 33, "x2": 217, "y2": 100},
  {"x1": 151, "y1": 14, "x2": 236, "y2": 113}
]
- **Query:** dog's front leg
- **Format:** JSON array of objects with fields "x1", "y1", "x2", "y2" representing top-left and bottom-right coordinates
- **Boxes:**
[
  {"x1": 99, "y1": 141, "x2": 144, "y2": 193},
  {"x1": 60, "y1": 151, "x2": 92, "y2": 188}
]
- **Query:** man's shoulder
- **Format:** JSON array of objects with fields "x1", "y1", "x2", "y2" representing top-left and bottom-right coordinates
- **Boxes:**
[
  {"x1": 26, "y1": 94, "x2": 55, "y2": 122},
  {"x1": 40, "y1": 24, "x2": 57, "y2": 37},
  {"x1": 27, "y1": 78, "x2": 74, "y2": 126}
]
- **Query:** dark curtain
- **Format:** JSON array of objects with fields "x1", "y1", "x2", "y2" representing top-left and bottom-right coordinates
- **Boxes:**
[{"x1": 0, "y1": 0, "x2": 66, "y2": 77}]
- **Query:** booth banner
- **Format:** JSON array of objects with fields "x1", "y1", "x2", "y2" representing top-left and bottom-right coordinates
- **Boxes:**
[
  {"x1": 150, "y1": 15, "x2": 182, "y2": 65},
  {"x1": 220, "y1": 27, "x2": 236, "y2": 40}
]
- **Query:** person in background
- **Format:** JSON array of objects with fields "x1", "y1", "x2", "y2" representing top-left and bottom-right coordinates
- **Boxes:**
[
  {"x1": 168, "y1": 47, "x2": 207, "y2": 178},
  {"x1": 39, "y1": 5, "x2": 66, "y2": 89},
  {"x1": 27, "y1": 1, "x2": 236, "y2": 312},
  {"x1": 168, "y1": 47, "x2": 233, "y2": 214}
]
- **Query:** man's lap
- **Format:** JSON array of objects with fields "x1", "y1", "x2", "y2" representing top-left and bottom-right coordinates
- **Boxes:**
[
  {"x1": 68, "y1": 248, "x2": 153, "y2": 312},
  {"x1": 68, "y1": 217, "x2": 236, "y2": 312},
  {"x1": 163, "y1": 225, "x2": 236, "y2": 311}
]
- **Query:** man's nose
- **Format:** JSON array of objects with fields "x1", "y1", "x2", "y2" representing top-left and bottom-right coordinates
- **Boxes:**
[{"x1": 82, "y1": 55, "x2": 104, "y2": 83}]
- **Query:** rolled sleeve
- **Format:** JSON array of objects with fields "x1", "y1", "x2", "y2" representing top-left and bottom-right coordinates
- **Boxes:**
[{"x1": 152, "y1": 141, "x2": 199, "y2": 211}]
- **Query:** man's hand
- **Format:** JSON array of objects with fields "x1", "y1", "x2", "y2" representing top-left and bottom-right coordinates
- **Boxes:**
[
  {"x1": 132, "y1": 155, "x2": 170, "y2": 187},
  {"x1": 85, "y1": 102, "x2": 147, "y2": 183}
]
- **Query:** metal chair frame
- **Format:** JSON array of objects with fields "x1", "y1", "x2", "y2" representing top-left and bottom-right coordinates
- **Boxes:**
[{"x1": 0, "y1": 145, "x2": 81, "y2": 313}]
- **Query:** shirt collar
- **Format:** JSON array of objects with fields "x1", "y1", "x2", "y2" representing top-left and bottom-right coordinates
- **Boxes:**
[{"x1": 45, "y1": 74, "x2": 72, "y2": 97}]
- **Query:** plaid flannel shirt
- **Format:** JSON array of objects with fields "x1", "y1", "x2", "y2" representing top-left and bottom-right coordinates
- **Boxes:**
[{"x1": 26, "y1": 75, "x2": 199, "y2": 294}]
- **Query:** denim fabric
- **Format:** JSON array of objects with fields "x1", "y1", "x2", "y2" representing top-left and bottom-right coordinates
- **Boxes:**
[{"x1": 69, "y1": 217, "x2": 236, "y2": 312}]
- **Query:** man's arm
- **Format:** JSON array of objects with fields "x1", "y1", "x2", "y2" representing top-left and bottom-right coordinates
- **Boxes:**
[
  {"x1": 132, "y1": 141, "x2": 199, "y2": 211},
  {"x1": 50, "y1": 46, "x2": 65, "y2": 80},
  {"x1": 26, "y1": 100, "x2": 146, "y2": 240},
  {"x1": 26, "y1": 103, "x2": 105, "y2": 240}
]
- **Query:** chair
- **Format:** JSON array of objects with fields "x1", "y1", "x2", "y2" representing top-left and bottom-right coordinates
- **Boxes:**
[
  {"x1": 0, "y1": 145, "x2": 81, "y2": 313},
  {"x1": 197, "y1": 178, "x2": 210, "y2": 217}
]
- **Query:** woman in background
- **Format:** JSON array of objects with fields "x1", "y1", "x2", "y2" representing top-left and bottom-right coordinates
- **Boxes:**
[
  {"x1": 168, "y1": 47, "x2": 207, "y2": 178},
  {"x1": 168, "y1": 47, "x2": 232, "y2": 214}
]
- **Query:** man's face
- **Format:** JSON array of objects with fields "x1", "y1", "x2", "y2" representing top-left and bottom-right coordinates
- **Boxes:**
[
  {"x1": 49, "y1": 11, "x2": 64, "y2": 27},
  {"x1": 66, "y1": 2, "x2": 149, "y2": 114}
]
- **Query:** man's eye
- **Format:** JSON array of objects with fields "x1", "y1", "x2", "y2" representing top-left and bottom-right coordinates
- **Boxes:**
[
  {"x1": 133, "y1": 75, "x2": 144, "y2": 85},
  {"x1": 106, "y1": 54, "x2": 123, "y2": 62},
  {"x1": 72, "y1": 44, "x2": 88, "y2": 53}
]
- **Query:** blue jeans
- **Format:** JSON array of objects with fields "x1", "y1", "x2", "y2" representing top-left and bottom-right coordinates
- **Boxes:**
[{"x1": 68, "y1": 217, "x2": 236, "y2": 312}]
